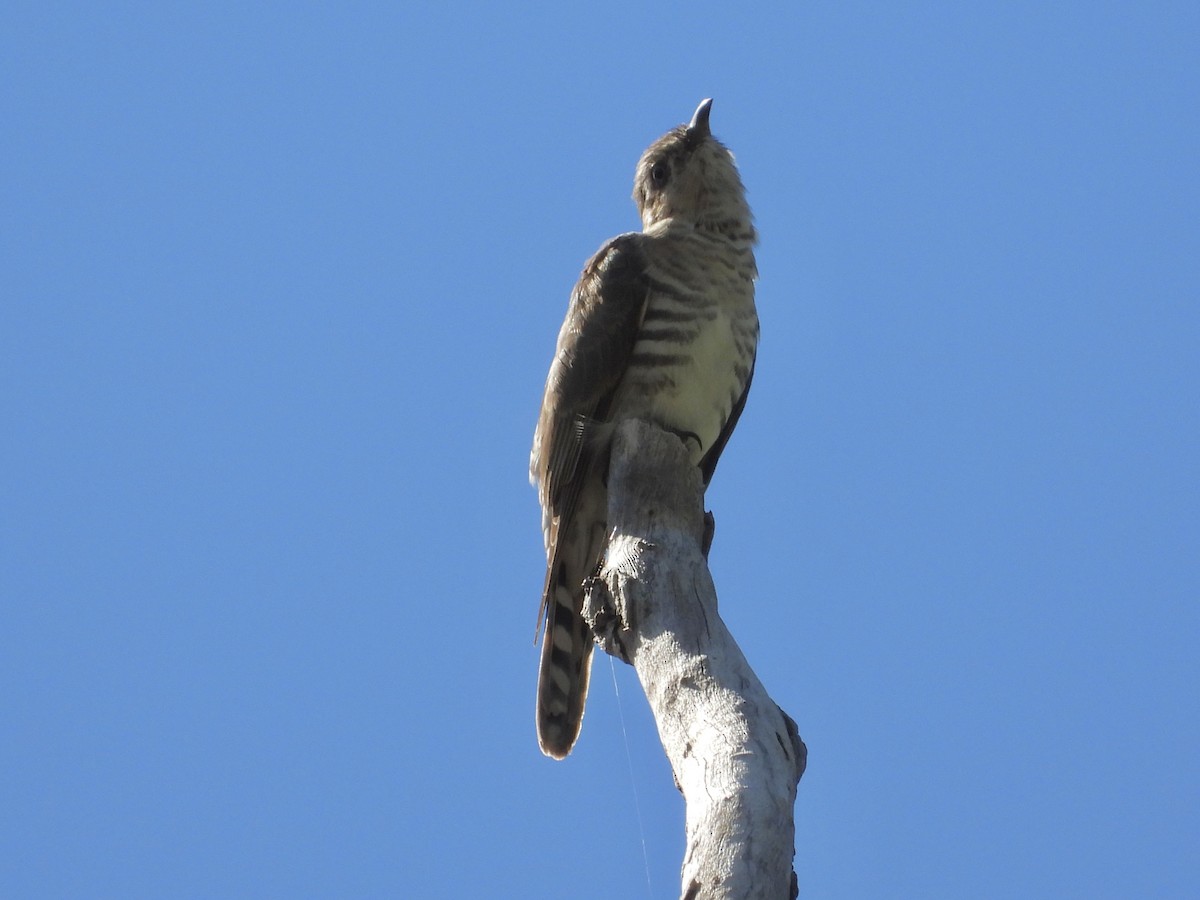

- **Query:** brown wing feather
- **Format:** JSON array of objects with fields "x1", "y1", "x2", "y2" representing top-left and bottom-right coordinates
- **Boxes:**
[
  {"x1": 532, "y1": 233, "x2": 650, "y2": 535},
  {"x1": 699, "y1": 355, "x2": 755, "y2": 486},
  {"x1": 531, "y1": 234, "x2": 651, "y2": 757}
]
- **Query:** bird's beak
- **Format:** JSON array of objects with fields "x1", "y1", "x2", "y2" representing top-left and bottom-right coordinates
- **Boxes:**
[{"x1": 687, "y1": 98, "x2": 713, "y2": 138}]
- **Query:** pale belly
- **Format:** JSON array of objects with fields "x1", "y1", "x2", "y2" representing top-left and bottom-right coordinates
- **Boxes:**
[{"x1": 614, "y1": 309, "x2": 748, "y2": 465}]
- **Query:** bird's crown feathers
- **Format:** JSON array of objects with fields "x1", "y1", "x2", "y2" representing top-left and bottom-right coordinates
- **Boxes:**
[{"x1": 633, "y1": 99, "x2": 754, "y2": 242}]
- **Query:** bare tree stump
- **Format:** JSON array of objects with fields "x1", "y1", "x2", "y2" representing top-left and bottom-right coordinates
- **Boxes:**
[{"x1": 583, "y1": 419, "x2": 807, "y2": 899}]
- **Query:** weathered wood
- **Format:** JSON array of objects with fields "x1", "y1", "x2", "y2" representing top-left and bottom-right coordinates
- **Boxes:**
[{"x1": 583, "y1": 419, "x2": 806, "y2": 899}]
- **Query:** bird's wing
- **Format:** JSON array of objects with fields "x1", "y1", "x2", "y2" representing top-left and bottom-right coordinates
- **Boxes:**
[
  {"x1": 531, "y1": 233, "x2": 651, "y2": 542},
  {"x1": 699, "y1": 354, "x2": 755, "y2": 486}
]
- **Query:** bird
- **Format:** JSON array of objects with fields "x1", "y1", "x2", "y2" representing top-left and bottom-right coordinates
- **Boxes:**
[{"x1": 530, "y1": 99, "x2": 759, "y2": 759}]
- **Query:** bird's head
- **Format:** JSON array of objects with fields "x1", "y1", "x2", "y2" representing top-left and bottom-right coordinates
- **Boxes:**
[{"x1": 633, "y1": 99, "x2": 754, "y2": 242}]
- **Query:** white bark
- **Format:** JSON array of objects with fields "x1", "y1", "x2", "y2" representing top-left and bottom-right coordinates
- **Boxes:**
[{"x1": 584, "y1": 420, "x2": 806, "y2": 900}]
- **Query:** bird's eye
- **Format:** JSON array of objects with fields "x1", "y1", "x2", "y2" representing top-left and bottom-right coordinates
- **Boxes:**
[{"x1": 650, "y1": 161, "x2": 669, "y2": 188}]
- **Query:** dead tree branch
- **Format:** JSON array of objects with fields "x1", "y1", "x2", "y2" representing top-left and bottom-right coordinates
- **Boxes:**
[{"x1": 583, "y1": 419, "x2": 806, "y2": 899}]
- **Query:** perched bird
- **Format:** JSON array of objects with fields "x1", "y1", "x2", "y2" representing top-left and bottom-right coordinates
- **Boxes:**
[{"x1": 530, "y1": 99, "x2": 759, "y2": 759}]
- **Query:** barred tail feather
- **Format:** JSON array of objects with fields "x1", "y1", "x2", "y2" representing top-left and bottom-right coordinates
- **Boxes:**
[{"x1": 536, "y1": 564, "x2": 594, "y2": 759}]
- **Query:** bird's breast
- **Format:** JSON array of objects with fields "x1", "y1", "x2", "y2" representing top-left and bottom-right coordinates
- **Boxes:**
[{"x1": 615, "y1": 280, "x2": 757, "y2": 465}]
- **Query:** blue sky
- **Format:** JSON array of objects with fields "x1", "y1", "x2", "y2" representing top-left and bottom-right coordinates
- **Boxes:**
[{"x1": 3, "y1": 2, "x2": 1197, "y2": 897}]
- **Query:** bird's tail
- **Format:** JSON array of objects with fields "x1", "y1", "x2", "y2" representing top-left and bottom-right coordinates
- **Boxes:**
[{"x1": 536, "y1": 558, "x2": 595, "y2": 759}]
